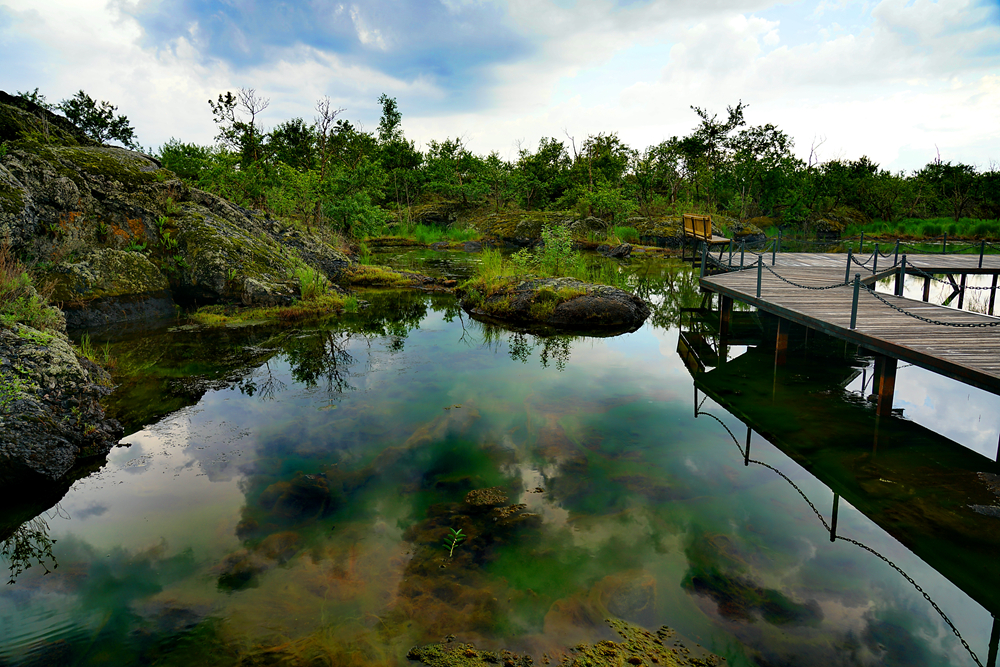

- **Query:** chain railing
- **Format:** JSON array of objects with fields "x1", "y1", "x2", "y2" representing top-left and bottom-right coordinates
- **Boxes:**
[{"x1": 695, "y1": 405, "x2": 985, "y2": 667}]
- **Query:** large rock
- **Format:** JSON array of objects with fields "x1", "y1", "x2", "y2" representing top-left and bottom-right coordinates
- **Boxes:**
[
  {"x1": 458, "y1": 276, "x2": 650, "y2": 333},
  {"x1": 0, "y1": 91, "x2": 351, "y2": 319},
  {"x1": 0, "y1": 321, "x2": 122, "y2": 484},
  {"x1": 476, "y1": 211, "x2": 601, "y2": 246}
]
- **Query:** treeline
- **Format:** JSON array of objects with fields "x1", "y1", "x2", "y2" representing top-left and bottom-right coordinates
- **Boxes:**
[{"x1": 30, "y1": 88, "x2": 997, "y2": 236}]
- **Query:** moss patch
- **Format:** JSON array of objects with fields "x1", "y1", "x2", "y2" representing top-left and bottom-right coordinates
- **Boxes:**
[
  {"x1": 189, "y1": 293, "x2": 347, "y2": 328},
  {"x1": 0, "y1": 180, "x2": 25, "y2": 216},
  {"x1": 343, "y1": 264, "x2": 422, "y2": 287}
]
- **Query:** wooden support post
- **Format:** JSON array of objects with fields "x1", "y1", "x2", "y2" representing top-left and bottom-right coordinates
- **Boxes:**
[
  {"x1": 958, "y1": 273, "x2": 967, "y2": 310},
  {"x1": 830, "y1": 493, "x2": 840, "y2": 542},
  {"x1": 922, "y1": 275, "x2": 931, "y2": 302},
  {"x1": 980, "y1": 240, "x2": 986, "y2": 269},
  {"x1": 988, "y1": 614, "x2": 999, "y2": 667},
  {"x1": 875, "y1": 354, "x2": 898, "y2": 418},
  {"x1": 775, "y1": 317, "x2": 789, "y2": 367},
  {"x1": 992, "y1": 274, "x2": 999, "y2": 316},
  {"x1": 719, "y1": 295, "x2": 733, "y2": 339},
  {"x1": 850, "y1": 274, "x2": 861, "y2": 329}
]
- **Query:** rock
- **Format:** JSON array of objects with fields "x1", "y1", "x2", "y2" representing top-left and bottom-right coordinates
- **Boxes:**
[
  {"x1": 44, "y1": 248, "x2": 174, "y2": 328},
  {"x1": 599, "y1": 243, "x2": 633, "y2": 259},
  {"x1": 0, "y1": 92, "x2": 352, "y2": 317},
  {"x1": 477, "y1": 211, "x2": 586, "y2": 246},
  {"x1": 0, "y1": 322, "x2": 122, "y2": 484},
  {"x1": 458, "y1": 277, "x2": 650, "y2": 334},
  {"x1": 465, "y1": 486, "x2": 508, "y2": 509}
]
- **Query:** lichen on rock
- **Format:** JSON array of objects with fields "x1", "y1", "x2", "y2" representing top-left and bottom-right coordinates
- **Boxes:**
[{"x1": 458, "y1": 277, "x2": 650, "y2": 334}]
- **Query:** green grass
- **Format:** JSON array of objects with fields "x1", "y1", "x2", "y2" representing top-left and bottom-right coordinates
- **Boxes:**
[
  {"x1": 189, "y1": 293, "x2": 348, "y2": 327},
  {"x1": 843, "y1": 217, "x2": 1000, "y2": 240},
  {"x1": 372, "y1": 223, "x2": 480, "y2": 246},
  {"x1": 0, "y1": 242, "x2": 61, "y2": 332}
]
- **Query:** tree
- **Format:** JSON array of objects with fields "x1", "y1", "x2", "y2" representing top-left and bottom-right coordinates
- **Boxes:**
[
  {"x1": 268, "y1": 118, "x2": 316, "y2": 171},
  {"x1": 208, "y1": 88, "x2": 270, "y2": 164},
  {"x1": 57, "y1": 90, "x2": 137, "y2": 148}
]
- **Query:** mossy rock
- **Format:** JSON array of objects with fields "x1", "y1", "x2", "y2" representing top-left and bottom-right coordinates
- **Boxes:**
[
  {"x1": 475, "y1": 211, "x2": 591, "y2": 242},
  {"x1": 407, "y1": 618, "x2": 725, "y2": 666},
  {"x1": 458, "y1": 276, "x2": 650, "y2": 334},
  {"x1": 0, "y1": 90, "x2": 95, "y2": 147},
  {"x1": 46, "y1": 248, "x2": 169, "y2": 303}
]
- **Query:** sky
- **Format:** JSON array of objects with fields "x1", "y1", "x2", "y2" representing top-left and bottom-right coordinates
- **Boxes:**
[{"x1": 1, "y1": 0, "x2": 998, "y2": 172}]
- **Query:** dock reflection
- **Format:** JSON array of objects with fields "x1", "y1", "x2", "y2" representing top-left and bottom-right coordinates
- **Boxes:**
[{"x1": 678, "y1": 304, "x2": 1000, "y2": 667}]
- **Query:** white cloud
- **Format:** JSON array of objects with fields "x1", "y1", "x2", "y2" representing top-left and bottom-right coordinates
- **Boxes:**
[{"x1": 1, "y1": 0, "x2": 997, "y2": 169}]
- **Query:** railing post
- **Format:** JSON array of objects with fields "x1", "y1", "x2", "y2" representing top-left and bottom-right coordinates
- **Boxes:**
[
  {"x1": 729, "y1": 239, "x2": 733, "y2": 267},
  {"x1": 859, "y1": 231, "x2": 864, "y2": 253},
  {"x1": 778, "y1": 228, "x2": 782, "y2": 254},
  {"x1": 894, "y1": 239, "x2": 899, "y2": 266},
  {"x1": 757, "y1": 257, "x2": 763, "y2": 298},
  {"x1": 700, "y1": 244, "x2": 707, "y2": 279},
  {"x1": 740, "y1": 241, "x2": 745, "y2": 269},
  {"x1": 772, "y1": 236, "x2": 776, "y2": 266},
  {"x1": 850, "y1": 274, "x2": 860, "y2": 329},
  {"x1": 845, "y1": 247, "x2": 853, "y2": 283},
  {"x1": 980, "y1": 240, "x2": 986, "y2": 269},
  {"x1": 873, "y1": 243, "x2": 879, "y2": 275},
  {"x1": 943, "y1": 232, "x2": 947, "y2": 254},
  {"x1": 830, "y1": 493, "x2": 840, "y2": 542},
  {"x1": 895, "y1": 254, "x2": 907, "y2": 296}
]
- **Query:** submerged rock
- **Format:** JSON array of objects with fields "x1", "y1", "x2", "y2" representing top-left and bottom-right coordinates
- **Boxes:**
[
  {"x1": 406, "y1": 618, "x2": 726, "y2": 666},
  {"x1": 458, "y1": 277, "x2": 650, "y2": 334}
]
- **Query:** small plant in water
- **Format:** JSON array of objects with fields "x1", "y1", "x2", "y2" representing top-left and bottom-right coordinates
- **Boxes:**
[{"x1": 443, "y1": 527, "x2": 465, "y2": 557}]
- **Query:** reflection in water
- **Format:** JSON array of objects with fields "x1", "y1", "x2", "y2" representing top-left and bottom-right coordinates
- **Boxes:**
[
  {"x1": 1, "y1": 515, "x2": 58, "y2": 585},
  {"x1": 2, "y1": 254, "x2": 999, "y2": 666}
]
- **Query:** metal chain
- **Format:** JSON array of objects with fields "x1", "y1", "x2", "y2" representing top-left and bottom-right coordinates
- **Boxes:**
[
  {"x1": 905, "y1": 265, "x2": 998, "y2": 290},
  {"x1": 851, "y1": 251, "x2": 877, "y2": 267},
  {"x1": 837, "y1": 535, "x2": 983, "y2": 666},
  {"x1": 864, "y1": 287, "x2": 1000, "y2": 327},
  {"x1": 697, "y1": 407, "x2": 984, "y2": 667},
  {"x1": 763, "y1": 264, "x2": 850, "y2": 290}
]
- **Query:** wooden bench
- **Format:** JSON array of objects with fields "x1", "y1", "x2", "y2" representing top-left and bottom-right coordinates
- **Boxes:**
[{"x1": 682, "y1": 214, "x2": 730, "y2": 246}]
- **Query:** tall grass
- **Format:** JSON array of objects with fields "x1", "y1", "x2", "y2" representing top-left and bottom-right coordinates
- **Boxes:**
[
  {"x1": 842, "y1": 217, "x2": 1000, "y2": 240},
  {"x1": 295, "y1": 266, "x2": 330, "y2": 301},
  {"x1": 0, "y1": 242, "x2": 60, "y2": 331}
]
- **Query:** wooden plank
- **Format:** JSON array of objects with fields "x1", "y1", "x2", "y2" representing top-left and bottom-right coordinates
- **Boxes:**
[{"x1": 701, "y1": 254, "x2": 1000, "y2": 395}]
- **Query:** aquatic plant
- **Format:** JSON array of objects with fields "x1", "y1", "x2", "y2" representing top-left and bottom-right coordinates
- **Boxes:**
[{"x1": 443, "y1": 527, "x2": 465, "y2": 557}]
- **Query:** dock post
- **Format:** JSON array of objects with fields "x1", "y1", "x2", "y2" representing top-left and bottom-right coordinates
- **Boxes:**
[
  {"x1": 873, "y1": 243, "x2": 878, "y2": 274},
  {"x1": 744, "y1": 427, "x2": 751, "y2": 466},
  {"x1": 958, "y1": 273, "x2": 967, "y2": 310},
  {"x1": 980, "y1": 240, "x2": 986, "y2": 269},
  {"x1": 719, "y1": 295, "x2": 733, "y2": 339},
  {"x1": 740, "y1": 241, "x2": 745, "y2": 269},
  {"x1": 874, "y1": 354, "x2": 898, "y2": 418},
  {"x1": 728, "y1": 240, "x2": 733, "y2": 267},
  {"x1": 943, "y1": 232, "x2": 947, "y2": 253},
  {"x1": 850, "y1": 274, "x2": 861, "y2": 329},
  {"x1": 756, "y1": 257, "x2": 763, "y2": 298},
  {"x1": 894, "y1": 239, "x2": 899, "y2": 266},
  {"x1": 830, "y1": 493, "x2": 840, "y2": 542},
  {"x1": 845, "y1": 248, "x2": 853, "y2": 283},
  {"x1": 859, "y1": 231, "x2": 864, "y2": 253},
  {"x1": 775, "y1": 317, "x2": 788, "y2": 366},
  {"x1": 923, "y1": 276, "x2": 931, "y2": 302},
  {"x1": 895, "y1": 255, "x2": 907, "y2": 296},
  {"x1": 991, "y1": 274, "x2": 998, "y2": 315},
  {"x1": 772, "y1": 237, "x2": 776, "y2": 266},
  {"x1": 988, "y1": 614, "x2": 999, "y2": 667},
  {"x1": 700, "y1": 244, "x2": 707, "y2": 279},
  {"x1": 778, "y1": 228, "x2": 782, "y2": 254}
]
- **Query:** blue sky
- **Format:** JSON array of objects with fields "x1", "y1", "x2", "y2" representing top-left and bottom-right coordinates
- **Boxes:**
[{"x1": 2, "y1": 0, "x2": 998, "y2": 171}]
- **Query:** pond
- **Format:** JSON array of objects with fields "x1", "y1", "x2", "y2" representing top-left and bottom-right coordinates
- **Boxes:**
[{"x1": 1, "y1": 250, "x2": 997, "y2": 667}]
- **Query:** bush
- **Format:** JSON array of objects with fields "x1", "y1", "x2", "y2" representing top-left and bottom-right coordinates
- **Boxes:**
[{"x1": 0, "y1": 242, "x2": 60, "y2": 331}]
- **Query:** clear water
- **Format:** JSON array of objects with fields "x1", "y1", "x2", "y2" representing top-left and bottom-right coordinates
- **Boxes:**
[{"x1": 1, "y1": 252, "x2": 997, "y2": 667}]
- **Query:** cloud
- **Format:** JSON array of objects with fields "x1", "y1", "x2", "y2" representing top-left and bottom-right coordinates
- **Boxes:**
[{"x1": 118, "y1": 0, "x2": 533, "y2": 111}]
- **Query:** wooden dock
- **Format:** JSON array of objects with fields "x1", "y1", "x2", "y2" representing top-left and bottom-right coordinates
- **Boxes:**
[{"x1": 700, "y1": 252, "x2": 1000, "y2": 413}]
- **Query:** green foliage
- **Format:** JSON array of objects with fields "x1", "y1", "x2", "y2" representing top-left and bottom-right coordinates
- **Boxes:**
[
  {"x1": 158, "y1": 138, "x2": 213, "y2": 182},
  {"x1": 0, "y1": 242, "x2": 60, "y2": 332},
  {"x1": 442, "y1": 527, "x2": 465, "y2": 557},
  {"x1": 296, "y1": 266, "x2": 329, "y2": 301},
  {"x1": 57, "y1": 90, "x2": 137, "y2": 148}
]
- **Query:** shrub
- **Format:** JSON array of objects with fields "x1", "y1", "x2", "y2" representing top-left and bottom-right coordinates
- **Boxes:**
[{"x1": 0, "y1": 242, "x2": 61, "y2": 331}]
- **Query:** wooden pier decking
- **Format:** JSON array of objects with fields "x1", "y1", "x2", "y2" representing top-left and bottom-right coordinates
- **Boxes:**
[{"x1": 699, "y1": 252, "x2": 1000, "y2": 400}]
